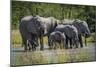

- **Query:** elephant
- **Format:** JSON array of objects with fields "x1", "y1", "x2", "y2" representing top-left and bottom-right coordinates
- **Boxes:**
[
  {"x1": 19, "y1": 15, "x2": 44, "y2": 51},
  {"x1": 48, "y1": 31, "x2": 66, "y2": 49},
  {"x1": 26, "y1": 39, "x2": 37, "y2": 51},
  {"x1": 35, "y1": 15, "x2": 59, "y2": 47},
  {"x1": 54, "y1": 24, "x2": 79, "y2": 49},
  {"x1": 62, "y1": 19, "x2": 91, "y2": 47}
]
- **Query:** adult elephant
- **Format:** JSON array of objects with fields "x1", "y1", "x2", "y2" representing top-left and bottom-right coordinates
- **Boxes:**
[
  {"x1": 54, "y1": 24, "x2": 79, "y2": 49},
  {"x1": 62, "y1": 19, "x2": 91, "y2": 47},
  {"x1": 19, "y1": 15, "x2": 44, "y2": 51},
  {"x1": 35, "y1": 15, "x2": 59, "y2": 48}
]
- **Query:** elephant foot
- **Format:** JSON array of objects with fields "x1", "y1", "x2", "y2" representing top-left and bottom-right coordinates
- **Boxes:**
[
  {"x1": 54, "y1": 47, "x2": 56, "y2": 50},
  {"x1": 75, "y1": 45, "x2": 78, "y2": 48},
  {"x1": 49, "y1": 47, "x2": 52, "y2": 50},
  {"x1": 32, "y1": 49, "x2": 35, "y2": 51},
  {"x1": 24, "y1": 49, "x2": 28, "y2": 52},
  {"x1": 31, "y1": 46, "x2": 36, "y2": 51},
  {"x1": 40, "y1": 48, "x2": 43, "y2": 51},
  {"x1": 70, "y1": 45, "x2": 73, "y2": 49},
  {"x1": 40, "y1": 45, "x2": 44, "y2": 50},
  {"x1": 65, "y1": 47, "x2": 68, "y2": 49},
  {"x1": 28, "y1": 47, "x2": 32, "y2": 51},
  {"x1": 24, "y1": 47, "x2": 28, "y2": 52},
  {"x1": 76, "y1": 46, "x2": 78, "y2": 48},
  {"x1": 80, "y1": 45, "x2": 83, "y2": 48},
  {"x1": 65, "y1": 45, "x2": 68, "y2": 49}
]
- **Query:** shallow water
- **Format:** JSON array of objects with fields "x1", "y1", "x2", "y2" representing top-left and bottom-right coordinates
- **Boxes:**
[{"x1": 11, "y1": 43, "x2": 96, "y2": 66}]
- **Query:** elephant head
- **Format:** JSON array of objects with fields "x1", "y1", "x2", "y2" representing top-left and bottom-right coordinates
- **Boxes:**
[
  {"x1": 73, "y1": 19, "x2": 91, "y2": 46},
  {"x1": 25, "y1": 15, "x2": 44, "y2": 35},
  {"x1": 34, "y1": 15, "x2": 58, "y2": 35},
  {"x1": 73, "y1": 19, "x2": 91, "y2": 37}
]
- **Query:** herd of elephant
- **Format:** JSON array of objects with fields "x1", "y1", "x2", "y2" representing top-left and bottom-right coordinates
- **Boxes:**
[{"x1": 19, "y1": 15, "x2": 91, "y2": 51}]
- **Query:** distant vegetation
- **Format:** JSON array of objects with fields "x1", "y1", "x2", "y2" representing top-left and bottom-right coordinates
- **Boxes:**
[{"x1": 12, "y1": 1, "x2": 96, "y2": 33}]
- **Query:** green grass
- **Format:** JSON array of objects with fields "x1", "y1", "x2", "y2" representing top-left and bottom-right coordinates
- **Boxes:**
[
  {"x1": 85, "y1": 33, "x2": 96, "y2": 42},
  {"x1": 11, "y1": 30, "x2": 22, "y2": 47},
  {"x1": 11, "y1": 30, "x2": 96, "y2": 46}
]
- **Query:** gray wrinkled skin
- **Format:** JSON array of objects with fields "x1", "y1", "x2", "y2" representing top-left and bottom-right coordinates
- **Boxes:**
[
  {"x1": 19, "y1": 15, "x2": 43, "y2": 51},
  {"x1": 49, "y1": 31, "x2": 66, "y2": 49},
  {"x1": 35, "y1": 15, "x2": 58, "y2": 47},
  {"x1": 55, "y1": 25, "x2": 79, "y2": 48},
  {"x1": 19, "y1": 15, "x2": 58, "y2": 51},
  {"x1": 62, "y1": 19, "x2": 91, "y2": 47},
  {"x1": 35, "y1": 15, "x2": 58, "y2": 35}
]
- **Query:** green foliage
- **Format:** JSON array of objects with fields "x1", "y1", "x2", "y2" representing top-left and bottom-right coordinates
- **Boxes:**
[{"x1": 12, "y1": 1, "x2": 96, "y2": 32}]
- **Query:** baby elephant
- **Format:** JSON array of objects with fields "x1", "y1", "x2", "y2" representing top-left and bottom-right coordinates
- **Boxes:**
[
  {"x1": 26, "y1": 39, "x2": 37, "y2": 51},
  {"x1": 49, "y1": 31, "x2": 66, "y2": 49}
]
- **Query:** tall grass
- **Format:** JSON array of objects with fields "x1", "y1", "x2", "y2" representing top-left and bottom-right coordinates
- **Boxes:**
[{"x1": 11, "y1": 30, "x2": 22, "y2": 47}]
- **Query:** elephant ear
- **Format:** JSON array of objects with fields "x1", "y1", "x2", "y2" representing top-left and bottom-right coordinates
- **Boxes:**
[
  {"x1": 27, "y1": 17, "x2": 39, "y2": 34},
  {"x1": 79, "y1": 21, "x2": 90, "y2": 35}
]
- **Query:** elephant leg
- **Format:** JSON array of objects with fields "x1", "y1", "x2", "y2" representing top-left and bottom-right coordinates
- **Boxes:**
[
  {"x1": 30, "y1": 40, "x2": 36, "y2": 51},
  {"x1": 35, "y1": 37, "x2": 39, "y2": 47},
  {"x1": 60, "y1": 42, "x2": 62, "y2": 49},
  {"x1": 74, "y1": 40, "x2": 78, "y2": 48},
  {"x1": 21, "y1": 38, "x2": 24, "y2": 47},
  {"x1": 48, "y1": 35, "x2": 51, "y2": 48},
  {"x1": 63, "y1": 39, "x2": 66, "y2": 49},
  {"x1": 21, "y1": 37, "x2": 28, "y2": 51},
  {"x1": 40, "y1": 35, "x2": 44, "y2": 50},
  {"x1": 27, "y1": 39, "x2": 35, "y2": 51},
  {"x1": 78, "y1": 35, "x2": 83, "y2": 48},
  {"x1": 27, "y1": 41, "x2": 30, "y2": 51},
  {"x1": 75, "y1": 42, "x2": 78, "y2": 48},
  {"x1": 32, "y1": 45, "x2": 36, "y2": 51},
  {"x1": 61, "y1": 40, "x2": 64, "y2": 49},
  {"x1": 69, "y1": 39, "x2": 72, "y2": 49},
  {"x1": 49, "y1": 40, "x2": 52, "y2": 49},
  {"x1": 65, "y1": 38, "x2": 68, "y2": 49},
  {"x1": 24, "y1": 39, "x2": 28, "y2": 51},
  {"x1": 54, "y1": 42, "x2": 57, "y2": 49}
]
